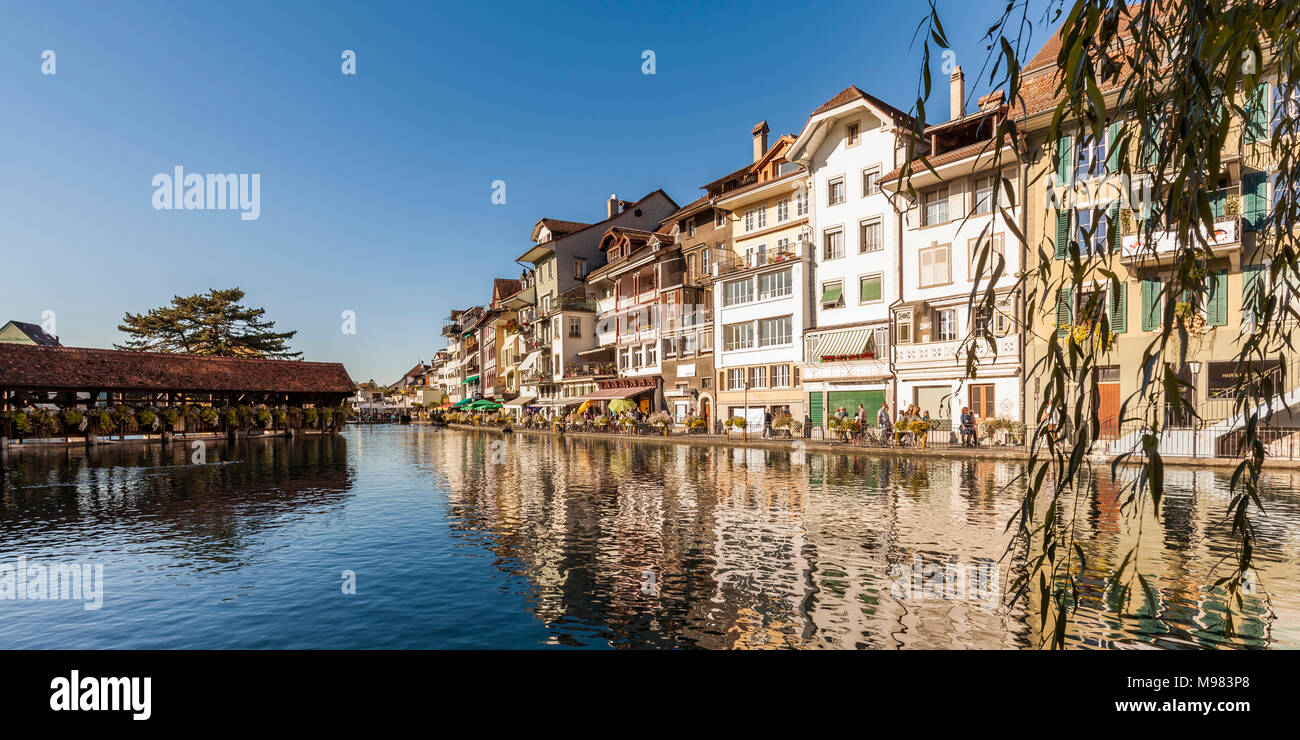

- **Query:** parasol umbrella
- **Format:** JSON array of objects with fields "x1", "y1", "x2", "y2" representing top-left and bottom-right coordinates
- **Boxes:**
[
  {"x1": 469, "y1": 400, "x2": 502, "y2": 411},
  {"x1": 576, "y1": 400, "x2": 593, "y2": 415},
  {"x1": 451, "y1": 398, "x2": 473, "y2": 409},
  {"x1": 608, "y1": 399, "x2": 636, "y2": 414}
]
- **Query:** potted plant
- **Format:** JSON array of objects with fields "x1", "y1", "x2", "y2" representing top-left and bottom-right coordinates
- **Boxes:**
[
  {"x1": 684, "y1": 414, "x2": 706, "y2": 434},
  {"x1": 723, "y1": 416, "x2": 747, "y2": 439},
  {"x1": 649, "y1": 411, "x2": 673, "y2": 436},
  {"x1": 772, "y1": 411, "x2": 794, "y2": 438}
]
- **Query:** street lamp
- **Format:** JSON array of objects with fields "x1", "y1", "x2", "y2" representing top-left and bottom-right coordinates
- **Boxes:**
[{"x1": 742, "y1": 376, "x2": 749, "y2": 442}]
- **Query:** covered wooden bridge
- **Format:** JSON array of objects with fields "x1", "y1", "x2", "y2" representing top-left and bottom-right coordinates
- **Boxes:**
[{"x1": 0, "y1": 343, "x2": 354, "y2": 411}]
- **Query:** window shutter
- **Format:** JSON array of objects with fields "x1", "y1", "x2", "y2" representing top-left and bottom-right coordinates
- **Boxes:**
[
  {"x1": 1142, "y1": 118, "x2": 1161, "y2": 169},
  {"x1": 1056, "y1": 135, "x2": 1073, "y2": 184},
  {"x1": 1109, "y1": 280, "x2": 1127, "y2": 333},
  {"x1": 1141, "y1": 277, "x2": 1162, "y2": 331},
  {"x1": 1056, "y1": 287, "x2": 1072, "y2": 336},
  {"x1": 1243, "y1": 172, "x2": 1268, "y2": 231},
  {"x1": 1207, "y1": 270, "x2": 1229, "y2": 326},
  {"x1": 1106, "y1": 120, "x2": 1124, "y2": 173},
  {"x1": 1109, "y1": 202, "x2": 1123, "y2": 252},
  {"x1": 1055, "y1": 210, "x2": 1070, "y2": 259},
  {"x1": 1245, "y1": 84, "x2": 1268, "y2": 144},
  {"x1": 1242, "y1": 261, "x2": 1266, "y2": 329}
]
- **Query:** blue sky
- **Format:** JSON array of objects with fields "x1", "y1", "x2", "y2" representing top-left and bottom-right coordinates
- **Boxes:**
[{"x1": 0, "y1": 0, "x2": 1036, "y2": 384}]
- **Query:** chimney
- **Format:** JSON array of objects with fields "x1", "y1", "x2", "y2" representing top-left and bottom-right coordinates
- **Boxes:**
[
  {"x1": 950, "y1": 66, "x2": 965, "y2": 120},
  {"x1": 607, "y1": 194, "x2": 619, "y2": 219},
  {"x1": 752, "y1": 120, "x2": 770, "y2": 163}
]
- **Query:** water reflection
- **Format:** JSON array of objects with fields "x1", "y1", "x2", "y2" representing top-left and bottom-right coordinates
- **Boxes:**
[
  {"x1": 432, "y1": 430, "x2": 1299, "y2": 649},
  {"x1": 1, "y1": 427, "x2": 1295, "y2": 649}
]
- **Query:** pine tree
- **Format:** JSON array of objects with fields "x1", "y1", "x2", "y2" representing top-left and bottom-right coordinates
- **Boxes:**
[{"x1": 116, "y1": 288, "x2": 302, "y2": 359}]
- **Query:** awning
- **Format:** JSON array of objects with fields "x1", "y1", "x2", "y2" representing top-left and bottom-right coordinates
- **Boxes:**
[
  {"x1": 463, "y1": 374, "x2": 480, "y2": 384},
  {"x1": 517, "y1": 351, "x2": 540, "y2": 373},
  {"x1": 581, "y1": 386, "x2": 653, "y2": 401},
  {"x1": 820, "y1": 284, "x2": 843, "y2": 304},
  {"x1": 535, "y1": 399, "x2": 574, "y2": 407},
  {"x1": 503, "y1": 395, "x2": 537, "y2": 408},
  {"x1": 577, "y1": 346, "x2": 614, "y2": 357},
  {"x1": 813, "y1": 329, "x2": 871, "y2": 361}
]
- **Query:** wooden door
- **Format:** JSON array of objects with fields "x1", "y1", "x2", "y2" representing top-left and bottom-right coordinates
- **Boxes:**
[
  {"x1": 1097, "y1": 382, "x2": 1121, "y2": 438},
  {"x1": 970, "y1": 384, "x2": 996, "y2": 420}
]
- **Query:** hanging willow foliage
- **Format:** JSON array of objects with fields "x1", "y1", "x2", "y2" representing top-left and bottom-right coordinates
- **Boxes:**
[{"x1": 895, "y1": 0, "x2": 1300, "y2": 647}]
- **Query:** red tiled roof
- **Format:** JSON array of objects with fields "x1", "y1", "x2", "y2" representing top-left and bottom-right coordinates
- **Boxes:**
[
  {"x1": 537, "y1": 218, "x2": 590, "y2": 237},
  {"x1": 0, "y1": 344, "x2": 355, "y2": 394},
  {"x1": 811, "y1": 86, "x2": 916, "y2": 128}
]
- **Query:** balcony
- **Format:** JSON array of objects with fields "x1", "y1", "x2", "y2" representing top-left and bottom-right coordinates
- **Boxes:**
[
  {"x1": 894, "y1": 333, "x2": 1020, "y2": 367},
  {"x1": 1120, "y1": 200, "x2": 1241, "y2": 262},
  {"x1": 546, "y1": 296, "x2": 596, "y2": 315},
  {"x1": 563, "y1": 361, "x2": 617, "y2": 379}
]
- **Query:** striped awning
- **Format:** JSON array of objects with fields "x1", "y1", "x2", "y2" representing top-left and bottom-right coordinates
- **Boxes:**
[
  {"x1": 517, "y1": 351, "x2": 540, "y2": 372},
  {"x1": 813, "y1": 329, "x2": 871, "y2": 361}
]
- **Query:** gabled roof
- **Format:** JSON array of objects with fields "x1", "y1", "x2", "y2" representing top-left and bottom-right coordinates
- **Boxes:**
[
  {"x1": 491, "y1": 278, "x2": 523, "y2": 303},
  {"x1": 517, "y1": 189, "x2": 679, "y2": 263},
  {"x1": 1, "y1": 320, "x2": 62, "y2": 347},
  {"x1": 810, "y1": 85, "x2": 915, "y2": 127},
  {"x1": 532, "y1": 218, "x2": 591, "y2": 241},
  {"x1": 0, "y1": 344, "x2": 354, "y2": 394}
]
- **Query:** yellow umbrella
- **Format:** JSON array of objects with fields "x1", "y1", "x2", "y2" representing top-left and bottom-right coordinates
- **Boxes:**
[
  {"x1": 608, "y1": 399, "x2": 636, "y2": 414},
  {"x1": 576, "y1": 400, "x2": 593, "y2": 415}
]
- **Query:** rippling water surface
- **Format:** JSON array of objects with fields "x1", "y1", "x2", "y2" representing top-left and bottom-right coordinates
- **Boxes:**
[{"x1": 1, "y1": 426, "x2": 1296, "y2": 649}]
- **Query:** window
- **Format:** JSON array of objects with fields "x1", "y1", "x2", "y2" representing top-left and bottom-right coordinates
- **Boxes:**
[
  {"x1": 871, "y1": 326, "x2": 889, "y2": 357},
  {"x1": 821, "y1": 280, "x2": 845, "y2": 310},
  {"x1": 968, "y1": 234, "x2": 1005, "y2": 274},
  {"x1": 973, "y1": 176, "x2": 995, "y2": 215},
  {"x1": 680, "y1": 333, "x2": 695, "y2": 356},
  {"x1": 646, "y1": 342, "x2": 657, "y2": 365},
  {"x1": 859, "y1": 274, "x2": 883, "y2": 303},
  {"x1": 758, "y1": 269, "x2": 792, "y2": 299},
  {"x1": 919, "y1": 244, "x2": 951, "y2": 287},
  {"x1": 776, "y1": 198, "x2": 790, "y2": 223},
  {"x1": 1075, "y1": 130, "x2": 1107, "y2": 181},
  {"x1": 715, "y1": 210, "x2": 726, "y2": 228},
  {"x1": 724, "y1": 278, "x2": 753, "y2": 306},
  {"x1": 744, "y1": 208, "x2": 755, "y2": 232},
  {"x1": 724, "y1": 322, "x2": 755, "y2": 351},
  {"x1": 631, "y1": 345, "x2": 643, "y2": 367},
  {"x1": 1076, "y1": 209, "x2": 1109, "y2": 254},
  {"x1": 970, "y1": 384, "x2": 996, "y2": 419},
  {"x1": 702, "y1": 247, "x2": 711, "y2": 274},
  {"x1": 748, "y1": 365, "x2": 768, "y2": 389},
  {"x1": 922, "y1": 187, "x2": 949, "y2": 226},
  {"x1": 828, "y1": 177, "x2": 846, "y2": 206},
  {"x1": 859, "y1": 218, "x2": 882, "y2": 253},
  {"x1": 846, "y1": 122, "x2": 861, "y2": 146},
  {"x1": 862, "y1": 167, "x2": 880, "y2": 196},
  {"x1": 574, "y1": 258, "x2": 586, "y2": 279},
  {"x1": 700, "y1": 330, "x2": 712, "y2": 352},
  {"x1": 568, "y1": 317, "x2": 581, "y2": 337},
  {"x1": 994, "y1": 301, "x2": 1015, "y2": 335},
  {"x1": 771, "y1": 364, "x2": 791, "y2": 388},
  {"x1": 663, "y1": 336, "x2": 677, "y2": 358},
  {"x1": 727, "y1": 368, "x2": 745, "y2": 390},
  {"x1": 823, "y1": 228, "x2": 845, "y2": 260},
  {"x1": 687, "y1": 220, "x2": 696, "y2": 237},
  {"x1": 896, "y1": 309, "x2": 913, "y2": 343},
  {"x1": 935, "y1": 309, "x2": 958, "y2": 341},
  {"x1": 795, "y1": 189, "x2": 808, "y2": 217},
  {"x1": 756, "y1": 206, "x2": 767, "y2": 229},
  {"x1": 758, "y1": 316, "x2": 792, "y2": 347}
]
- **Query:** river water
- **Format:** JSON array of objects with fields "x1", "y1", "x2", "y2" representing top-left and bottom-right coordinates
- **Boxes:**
[{"x1": 0, "y1": 425, "x2": 1296, "y2": 649}]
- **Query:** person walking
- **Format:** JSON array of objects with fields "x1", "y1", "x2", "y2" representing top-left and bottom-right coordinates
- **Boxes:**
[
  {"x1": 959, "y1": 406, "x2": 975, "y2": 447},
  {"x1": 855, "y1": 403, "x2": 868, "y2": 445},
  {"x1": 877, "y1": 402, "x2": 892, "y2": 446},
  {"x1": 762, "y1": 407, "x2": 773, "y2": 439}
]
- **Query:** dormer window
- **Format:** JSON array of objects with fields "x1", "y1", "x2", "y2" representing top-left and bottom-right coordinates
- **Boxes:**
[{"x1": 846, "y1": 122, "x2": 861, "y2": 147}]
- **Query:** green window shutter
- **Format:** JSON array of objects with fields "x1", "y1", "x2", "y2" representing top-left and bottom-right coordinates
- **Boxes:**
[
  {"x1": 821, "y1": 284, "x2": 842, "y2": 304},
  {"x1": 1141, "y1": 277, "x2": 1162, "y2": 331},
  {"x1": 1106, "y1": 120, "x2": 1124, "y2": 173},
  {"x1": 1207, "y1": 270, "x2": 1228, "y2": 326},
  {"x1": 1056, "y1": 135, "x2": 1073, "y2": 184},
  {"x1": 1055, "y1": 210, "x2": 1070, "y2": 259},
  {"x1": 1109, "y1": 202, "x2": 1122, "y2": 252},
  {"x1": 1056, "y1": 287, "x2": 1072, "y2": 336},
  {"x1": 810, "y1": 392, "x2": 824, "y2": 426},
  {"x1": 1243, "y1": 172, "x2": 1267, "y2": 231},
  {"x1": 1245, "y1": 84, "x2": 1268, "y2": 144},
  {"x1": 860, "y1": 276, "x2": 881, "y2": 303},
  {"x1": 1109, "y1": 280, "x2": 1128, "y2": 333},
  {"x1": 1242, "y1": 261, "x2": 1266, "y2": 328},
  {"x1": 1141, "y1": 119, "x2": 1161, "y2": 169}
]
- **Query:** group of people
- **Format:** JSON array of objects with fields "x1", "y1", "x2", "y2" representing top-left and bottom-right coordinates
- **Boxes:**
[{"x1": 822, "y1": 401, "x2": 987, "y2": 449}]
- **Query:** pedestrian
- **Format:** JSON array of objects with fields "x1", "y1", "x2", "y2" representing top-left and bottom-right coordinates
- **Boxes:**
[
  {"x1": 877, "y1": 401, "x2": 892, "y2": 446},
  {"x1": 960, "y1": 406, "x2": 975, "y2": 447},
  {"x1": 855, "y1": 403, "x2": 868, "y2": 444},
  {"x1": 763, "y1": 407, "x2": 773, "y2": 439}
]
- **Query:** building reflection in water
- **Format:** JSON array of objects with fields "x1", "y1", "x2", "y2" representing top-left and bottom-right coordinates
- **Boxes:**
[{"x1": 430, "y1": 431, "x2": 1299, "y2": 649}]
